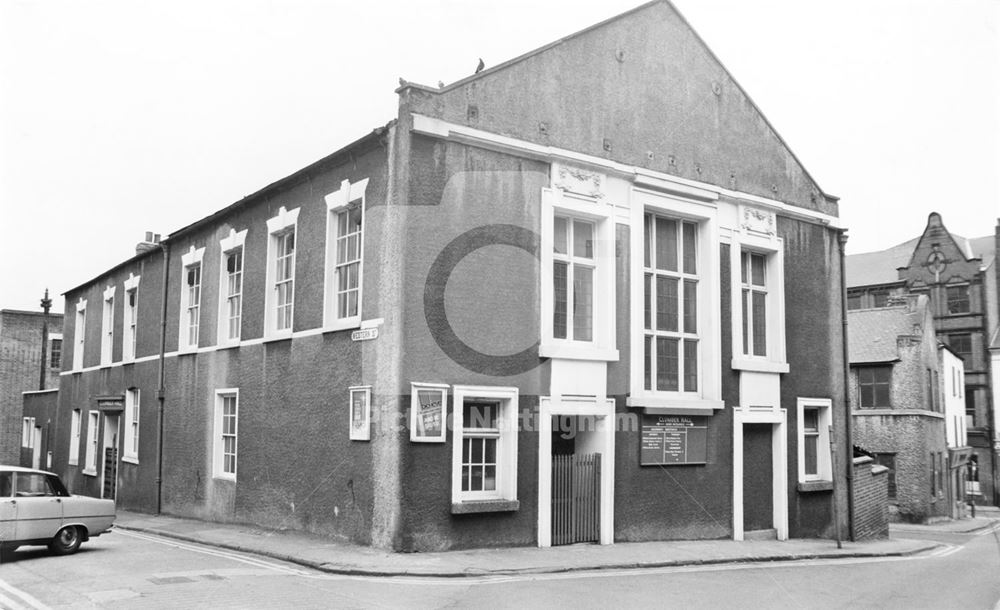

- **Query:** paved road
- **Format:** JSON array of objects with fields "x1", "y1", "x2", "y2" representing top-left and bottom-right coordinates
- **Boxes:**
[{"x1": 1, "y1": 524, "x2": 999, "y2": 609}]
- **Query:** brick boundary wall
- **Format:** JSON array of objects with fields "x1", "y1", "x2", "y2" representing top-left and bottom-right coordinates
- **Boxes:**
[{"x1": 853, "y1": 456, "x2": 890, "y2": 540}]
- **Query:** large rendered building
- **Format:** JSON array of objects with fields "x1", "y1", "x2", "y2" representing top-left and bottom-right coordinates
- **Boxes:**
[{"x1": 53, "y1": 1, "x2": 852, "y2": 550}]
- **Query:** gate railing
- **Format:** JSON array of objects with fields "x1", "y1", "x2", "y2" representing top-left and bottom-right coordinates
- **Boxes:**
[{"x1": 552, "y1": 453, "x2": 601, "y2": 545}]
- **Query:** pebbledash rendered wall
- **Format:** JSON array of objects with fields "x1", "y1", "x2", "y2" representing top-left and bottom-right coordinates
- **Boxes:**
[
  {"x1": 57, "y1": 134, "x2": 393, "y2": 544},
  {"x1": 53, "y1": 0, "x2": 849, "y2": 551},
  {"x1": 389, "y1": 0, "x2": 846, "y2": 550}
]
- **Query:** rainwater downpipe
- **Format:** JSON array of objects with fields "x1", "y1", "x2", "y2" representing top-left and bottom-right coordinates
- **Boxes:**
[
  {"x1": 838, "y1": 229, "x2": 855, "y2": 540},
  {"x1": 156, "y1": 241, "x2": 170, "y2": 514}
]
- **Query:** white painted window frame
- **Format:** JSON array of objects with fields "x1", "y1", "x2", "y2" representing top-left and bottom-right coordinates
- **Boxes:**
[
  {"x1": 178, "y1": 246, "x2": 205, "y2": 353},
  {"x1": 731, "y1": 222, "x2": 788, "y2": 373},
  {"x1": 84, "y1": 410, "x2": 99, "y2": 475},
  {"x1": 73, "y1": 298, "x2": 87, "y2": 371},
  {"x1": 627, "y1": 188, "x2": 722, "y2": 411},
  {"x1": 213, "y1": 389, "x2": 239, "y2": 481},
  {"x1": 123, "y1": 388, "x2": 140, "y2": 463},
  {"x1": 265, "y1": 207, "x2": 299, "y2": 340},
  {"x1": 540, "y1": 187, "x2": 618, "y2": 361},
  {"x1": 324, "y1": 178, "x2": 368, "y2": 332},
  {"x1": 797, "y1": 397, "x2": 832, "y2": 483},
  {"x1": 123, "y1": 273, "x2": 140, "y2": 362},
  {"x1": 100, "y1": 286, "x2": 115, "y2": 367},
  {"x1": 451, "y1": 385, "x2": 519, "y2": 505},
  {"x1": 217, "y1": 229, "x2": 247, "y2": 347},
  {"x1": 68, "y1": 409, "x2": 81, "y2": 466}
]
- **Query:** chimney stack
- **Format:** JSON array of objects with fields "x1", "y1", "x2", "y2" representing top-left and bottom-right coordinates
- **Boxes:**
[{"x1": 136, "y1": 231, "x2": 162, "y2": 255}]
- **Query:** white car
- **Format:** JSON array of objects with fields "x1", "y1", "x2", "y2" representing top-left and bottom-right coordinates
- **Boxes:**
[{"x1": 0, "y1": 465, "x2": 115, "y2": 556}]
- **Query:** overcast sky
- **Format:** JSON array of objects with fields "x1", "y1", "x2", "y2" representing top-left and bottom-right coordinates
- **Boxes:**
[{"x1": 1, "y1": 0, "x2": 997, "y2": 313}]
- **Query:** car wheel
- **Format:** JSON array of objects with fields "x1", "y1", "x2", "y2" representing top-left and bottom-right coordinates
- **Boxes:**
[{"x1": 49, "y1": 525, "x2": 82, "y2": 555}]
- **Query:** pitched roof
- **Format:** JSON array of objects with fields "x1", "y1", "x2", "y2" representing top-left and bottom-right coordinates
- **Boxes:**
[
  {"x1": 846, "y1": 231, "x2": 995, "y2": 289},
  {"x1": 845, "y1": 238, "x2": 917, "y2": 287},
  {"x1": 848, "y1": 302, "x2": 925, "y2": 364}
]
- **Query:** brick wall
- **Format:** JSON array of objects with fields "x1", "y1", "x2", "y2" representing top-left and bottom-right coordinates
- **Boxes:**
[
  {"x1": 853, "y1": 456, "x2": 889, "y2": 540},
  {"x1": 0, "y1": 310, "x2": 63, "y2": 463}
]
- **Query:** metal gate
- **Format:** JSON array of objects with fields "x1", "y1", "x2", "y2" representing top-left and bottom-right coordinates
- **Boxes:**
[
  {"x1": 103, "y1": 446, "x2": 118, "y2": 500},
  {"x1": 551, "y1": 453, "x2": 601, "y2": 545}
]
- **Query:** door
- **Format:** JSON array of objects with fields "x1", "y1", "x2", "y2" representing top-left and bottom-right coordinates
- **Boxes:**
[
  {"x1": 13, "y1": 472, "x2": 63, "y2": 541},
  {"x1": 742, "y1": 423, "x2": 773, "y2": 532},
  {"x1": 551, "y1": 453, "x2": 601, "y2": 545}
]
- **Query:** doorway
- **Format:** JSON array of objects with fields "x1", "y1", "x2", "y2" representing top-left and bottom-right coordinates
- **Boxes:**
[
  {"x1": 537, "y1": 397, "x2": 615, "y2": 547},
  {"x1": 550, "y1": 415, "x2": 602, "y2": 545},
  {"x1": 100, "y1": 414, "x2": 119, "y2": 501},
  {"x1": 742, "y1": 423, "x2": 774, "y2": 533}
]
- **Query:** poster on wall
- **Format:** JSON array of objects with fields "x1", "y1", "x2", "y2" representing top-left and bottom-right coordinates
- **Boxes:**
[
  {"x1": 349, "y1": 386, "x2": 371, "y2": 441},
  {"x1": 410, "y1": 383, "x2": 448, "y2": 442},
  {"x1": 640, "y1": 414, "x2": 708, "y2": 465}
]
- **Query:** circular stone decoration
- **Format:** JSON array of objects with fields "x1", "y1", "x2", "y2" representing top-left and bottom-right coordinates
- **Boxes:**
[{"x1": 423, "y1": 224, "x2": 543, "y2": 376}]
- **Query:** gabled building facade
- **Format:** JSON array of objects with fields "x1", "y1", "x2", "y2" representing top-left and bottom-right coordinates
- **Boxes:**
[
  {"x1": 846, "y1": 213, "x2": 1000, "y2": 506},
  {"x1": 53, "y1": 1, "x2": 850, "y2": 550}
]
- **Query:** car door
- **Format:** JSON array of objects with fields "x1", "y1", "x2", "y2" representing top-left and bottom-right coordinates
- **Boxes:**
[
  {"x1": 0, "y1": 471, "x2": 15, "y2": 542},
  {"x1": 13, "y1": 472, "x2": 63, "y2": 541}
]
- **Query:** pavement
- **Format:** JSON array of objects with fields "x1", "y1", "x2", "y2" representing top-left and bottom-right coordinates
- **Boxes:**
[{"x1": 109, "y1": 509, "x2": 998, "y2": 578}]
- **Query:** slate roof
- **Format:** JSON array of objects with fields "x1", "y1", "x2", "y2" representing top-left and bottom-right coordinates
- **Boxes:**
[
  {"x1": 846, "y1": 232, "x2": 995, "y2": 288},
  {"x1": 848, "y1": 303, "x2": 924, "y2": 364}
]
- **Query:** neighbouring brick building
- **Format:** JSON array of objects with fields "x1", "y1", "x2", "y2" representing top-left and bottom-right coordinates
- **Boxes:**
[
  {"x1": 846, "y1": 213, "x2": 1000, "y2": 507},
  {"x1": 849, "y1": 294, "x2": 951, "y2": 522},
  {"x1": 0, "y1": 308, "x2": 63, "y2": 465},
  {"x1": 51, "y1": 1, "x2": 853, "y2": 550}
]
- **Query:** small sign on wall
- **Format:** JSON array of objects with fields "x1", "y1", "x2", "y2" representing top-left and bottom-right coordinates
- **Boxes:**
[
  {"x1": 351, "y1": 328, "x2": 378, "y2": 342},
  {"x1": 410, "y1": 382, "x2": 448, "y2": 442},
  {"x1": 349, "y1": 386, "x2": 371, "y2": 441},
  {"x1": 640, "y1": 414, "x2": 708, "y2": 465}
]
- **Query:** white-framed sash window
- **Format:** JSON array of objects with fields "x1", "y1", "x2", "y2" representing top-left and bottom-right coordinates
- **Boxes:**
[
  {"x1": 73, "y1": 298, "x2": 87, "y2": 371},
  {"x1": 218, "y1": 229, "x2": 247, "y2": 347},
  {"x1": 178, "y1": 246, "x2": 205, "y2": 352},
  {"x1": 123, "y1": 273, "x2": 140, "y2": 362},
  {"x1": 100, "y1": 285, "x2": 115, "y2": 367},
  {"x1": 265, "y1": 207, "x2": 299, "y2": 339},
  {"x1": 123, "y1": 388, "x2": 140, "y2": 463},
  {"x1": 324, "y1": 178, "x2": 368, "y2": 331},
  {"x1": 451, "y1": 385, "x2": 519, "y2": 508},
  {"x1": 797, "y1": 397, "x2": 832, "y2": 483},
  {"x1": 214, "y1": 389, "x2": 239, "y2": 480}
]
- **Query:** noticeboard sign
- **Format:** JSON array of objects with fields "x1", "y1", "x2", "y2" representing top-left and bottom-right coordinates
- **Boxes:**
[{"x1": 640, "y1": 414, "x2": 708, "y2": 465}]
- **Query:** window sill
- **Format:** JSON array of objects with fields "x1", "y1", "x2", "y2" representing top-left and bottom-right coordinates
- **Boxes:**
[
  {"x1": 539, "y1": 343, "x2": 619, "y2": 361},
  {"x1": 122, "y1": 456, "x2": 138, "y2": 465},
  {"x1": 626, "y1": 395, "x2": 724, "y2": 415},
  {"x1": 263, "y1": 331, "x2": 293, "y2": 344},
  {"x1": 731, "y1": 358, "x2": 789, "y2": 374},
  {"x1": 82, "y1": 469, "x2": 97, "y2": 477},
  {"x1": 451, "y1": 499, "x2": 520, "y2": 514},
  {"x1": 217, "y1": 342, "x2": 240, "y2": 350},
  {"x1": 213, "y1": 474, "x2": 237, "y2": 483},
  {"x1": 177, "y1": 347, "x2": 198, "y2": 356},
  {"x1": 323, "y1": 318, "x2": 362, "y2": 333},
  {"x1": 797, "y1": 480, "x2": 834, "y2": 493},
  {"x1": 68, "y1": 460, "x2": 78, "y2": 467}
]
